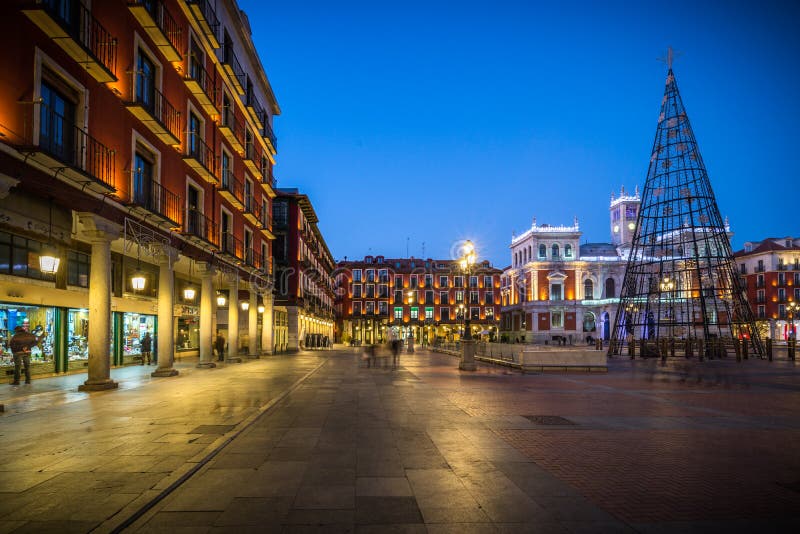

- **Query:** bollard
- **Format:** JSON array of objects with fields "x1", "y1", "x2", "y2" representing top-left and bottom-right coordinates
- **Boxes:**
[
  {"x1": 596, "y1": 338, "x2": 602, "y2": 351},
  {"x1": 790, "y1": 339, "x2": 796, "y2": 362},
  {"x1": 629, "y1": 338, "x2": 636, "y2": 359},
  {"x1": 743, "y1": 338, "x2": 749, "y2": 360},
  {"x1": 766, "y1": 337, "x2": 773, "y2": 362}
]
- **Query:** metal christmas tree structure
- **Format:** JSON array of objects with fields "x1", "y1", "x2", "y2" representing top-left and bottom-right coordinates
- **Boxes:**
[{"x1": 610, "y1": 59, "x2": 763, "y2": 359}]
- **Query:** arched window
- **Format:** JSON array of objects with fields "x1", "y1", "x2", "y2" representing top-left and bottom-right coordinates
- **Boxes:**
[
  {"x1": 565, "y1": 244, "x2": 573, "y2": 257},
  {"x1": 584, "y1": 279, "x2": 594, "y2": 300},
  {"x1": 528, "y1": 246, "x2": 532, "y2": 261},
  {"x1": 605, "y1": 278, "x2": 616, "y2": 298},
  {"x1": 583, "y1": 312, "x2": 596, "y2": 332},
  {"x1": 514, "y1": 252, "x2": 518, "y2": 267},
  {"x1": 539, "y1": 244, "x2": 546, "y2": 258},
  {"x1": 523, "y1": 249, "x2": 527, "y2": 262},
  {"x1": 552, "y1": 244, "x2": 560, "y2": 258}
]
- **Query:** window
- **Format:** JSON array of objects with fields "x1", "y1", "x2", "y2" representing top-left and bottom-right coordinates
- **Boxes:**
[
  {"x1": 455, "y1": 290, "x2": 464, "y2": 303},
  {"x1": 394, "y1": 275, "x2": 403, "y2": 288},
  {"x1": 133, "y1": 147, "x2": 155, "y2": 209},
  {"x1": 779, "y1": 273, "x2": 786, "y2": 286},
  {"x1": 378, "y1": 284, "x2": 388, "y2": 298},
  {"x1": 366, "y1": 269, "x2": 375, "y2": 282},
  {"x1": 565, "y1": 244, "x2": 573, "y2": 257},
  {"x1": 778, "y1": 288, "x2": 786, "y2": 302},
  {"x1": 440, "y1": 291, "x2": 449, "y2": 305},
  {"x1": 135, "y1": 48, "x2": 156, "y2": 112},
  {"x1": 378, "y1": 301, "x2": 388, "y2": 315},
  {"x1": 352, "y1": 302, "x2": 361, "y2": 315},
  {"x1": 757, "y1": 259, "x2": 764, "y2": 271},
  {"x1": 394, "y1": 307, "x2": 403, "y2": 320},
  {"x1": 740, "y1": 263, "x2": 747, "y2": 274},
  {"x1": 439, "y1": 275, "x2": 449, "y2": 288},
  {"x1": 584, "y1": 279, "x2": 594, "y2": 300},
  {"x1": 550, "y1": 284, "x2": 562, "y2": 301},
  {"x1": 352, "y1": 284, "x2": 361, "y2": 298},
  {"x1": 244, "y1": 178, "x2": 253, "y2": 212},
  {"x1": 756, "y1": 289, "x2": 765, "y2": 303},
  {"x1": 470, "y1": 307, "x2": 480, "y2": 320},
  {"x1": 365, "y1": 301, "x2": 374, "y2": 315},
  {"x1": 188, "y1": 111, "x2": 203, "y2": 159},
  {"x1": 551, "y1": 311, "x2": 563, "y2": 328},
  {"x1": 40, "y1": 79, "x2": 77, "y2": 164},
  {"x1": 605, "y1": 278, "x2": 616, "y2": 298},
  {"x1": 469, "y1": 276, "x2": 478, "y2": 288},
  {"x1": 757, "y1": 305, "x2": 765, "y2": 318},
  {"x1": 352, "y1": 269, "x2": 362, "y2": 282},
  {"x1": 455, "y1": 307, "x2": 465, "y2": 320},
  {"x1": 485, "y1": 291, "x2": 494, "y2": 304},
  {"x1": 410, "y1": 307, "x2": 418, "y2": 320},
  {"x1": 757, "y1": 274, "x2": 764, "y2": 287},
  {"x1": 441, "y1": 308, "x2": 450, "y2": 321},
  {"x1": 394, "y1": 290, "x2": 403, "y2": 303},
  {"x1": 539, "y1": 244, "x2": 546, "y2": 258},
  {"x1": 424, "y1": 274, "x2": 433, "y2": 288},
  {"x1": 470, "y1": 291, "x2": 479, "y2": 304},
  {"x1": 410, "y1": 275, "x2": 418, "y2": 288},
  {"x1": 485, "y1": 307, "x2": 494, "y2": 319},
  {"x1": 552, "y1": 244, "x2": 560, "y2": 258},
  {"x1": 379, "y1": 269, "x2": 388, "y2": 282},
  {"x1": 484, "y1": 275, "x2": 492, "y2": 288},
  {"x1": 454, "y1": 276, "x2": 464, "y2": 288},
  {"x1": 425, "y1": 307, "x2": 434, "y2": 320},
  {"x1": 366, "y1": 284, "x2": 375, "y2": 298},
  {"x1": 67, "y1": 250, "x2": 90, "y2": 287},
  {"x1": 425, "y1": 291, "x2": 434, "y2": 304},
  {"x1": 779, "y1": 304, "x2": 786, "y2": 319}
]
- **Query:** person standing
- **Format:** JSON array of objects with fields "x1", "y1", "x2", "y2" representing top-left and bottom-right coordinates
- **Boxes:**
[
  {"x1": 10, "y1": 325, "x2": 38, "y2": 385},
  {"x1": 215, "y1": 331, "x2": 226, "y2": 362},
  {"x1": 141, "y1": 331, "x2": 153, "y2": 365}
]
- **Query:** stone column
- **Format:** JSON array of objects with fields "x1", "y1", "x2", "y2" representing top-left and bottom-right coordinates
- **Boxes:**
[
  {"x1": 261, "y1": 293, "x2": 274, "y2": 355},
  {"x1": 197, "y1": 262, "x2": 216, "y2": 368},
  {"x1": 287, "y1": 307, "x2": 299, "y2": 351},
  {"x1": 248, "y1": 288, "x2": 258, "y2": 358},
  {"x1": 77, "y1": 213, "x2": 121, "y2": 391},
  {"x1": 227, "y1": 274, "x2": 242, "y2": 362},
  {"x1": 152, "y1": 245, "x2": 179, "y2": 377}
]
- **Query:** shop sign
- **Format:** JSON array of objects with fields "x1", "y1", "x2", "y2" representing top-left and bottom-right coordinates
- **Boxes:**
[{"x1": 174, "y1": 305, "x2": 199, "y2": 316}]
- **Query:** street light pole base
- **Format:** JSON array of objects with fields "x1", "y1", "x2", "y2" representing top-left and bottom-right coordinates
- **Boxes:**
[{"x1": 460, "y1": 339, "x2": 477, "y2": 371}]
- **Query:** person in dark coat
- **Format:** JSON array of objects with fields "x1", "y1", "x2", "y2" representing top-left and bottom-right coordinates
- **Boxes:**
[
  {"x1": 215, "y1": 331, "x2": 226, "y2": 361},
  {"x1": 141, "y1": 332, "x2": 153, "y2": 365},
  {"x1": 10, "y1": 325, "x2": 38, "y2": 385}
]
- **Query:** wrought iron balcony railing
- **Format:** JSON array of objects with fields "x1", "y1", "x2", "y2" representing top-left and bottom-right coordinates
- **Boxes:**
[
  {"x1": 184, "y1": 53, "x2": 218, "y2": 114},
  {"x1": 220, "y1": 42, "x2": 245, "y2": 94},
  {"x1": 127, "y1": 78, "x2": 181, "y2": 145},
  {"x1": 24, "y1": 0, "x2": 118, "y2": 82},
  {"x1": 185, "y1": 0, "x2": 219, "y2": 48},
  {"x1": 184, "y1": 132, "x2": 217, "y2": 182},
  {"x1": 182, "y1": 208, "x2": 219, "y2": 248},
  {"x1": 131, "y1": 176, "x2": 181, "y2": 225},
  {"x1": 221, "y1": 231, "x2": 243, "y2": 260},
  {"x1": 263, "y1": 119, "x2": 278, "y2": 153},
  {"x1": 31, "y1": 102, "x2": 116, "y2": 191},
  {"x1": 220, "y1": 168, "x2": 244, "y2": 207},
  {"x1": 128, "y1": 0, "x2": 181, "y2": 61}
]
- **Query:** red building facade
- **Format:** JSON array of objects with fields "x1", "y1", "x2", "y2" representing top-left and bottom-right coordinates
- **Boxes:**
[
  {"x1": 335, "y1": 256, "x2": 502, "y2": 345},
  {"x1": 0, "y1": 0, "x2": 280, "y2": 381},
  {"x1": 734, "y1": 237, "x2": 800, "y2": 340}
]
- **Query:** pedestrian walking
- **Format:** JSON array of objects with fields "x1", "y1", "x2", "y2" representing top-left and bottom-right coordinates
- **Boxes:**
[
  {"x1": 9, "y1": 325, "x2": 38, "y2": 385},
  {"x1": 391, "y1": 339, "x2": 400, "y2": 370},
  {"x1": 141, "y1": 331, "x2": 152, "y2": 365},
  {"x1": 215, "y1": 331, "x2": 226, "y2": 361}
]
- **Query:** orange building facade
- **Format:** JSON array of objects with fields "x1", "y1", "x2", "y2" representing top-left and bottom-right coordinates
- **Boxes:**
[
  {"x1": 0, "y1": 0, "x2": 280, "y2": 382},
  {"x1": 334, "y1": 256, "x2": 502, "y2": 346}
]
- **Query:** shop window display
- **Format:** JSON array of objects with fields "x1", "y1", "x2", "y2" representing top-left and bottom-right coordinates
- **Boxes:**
[
  {"x1": 68, "y1": 308, "x2": 89, "y2": 362},
  {"x1": 1, "y1": 304, "x2": 56, "y2": 373},
  {"x1": 176, "y1": 316, "x2": 199, "y2": 351},
  {"x1": 123, "y1": 313, "x2": 156, "y2": 364}
]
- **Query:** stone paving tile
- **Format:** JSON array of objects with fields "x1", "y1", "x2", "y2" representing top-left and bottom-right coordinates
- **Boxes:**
[
  {"x1": 355, "y1": 477, "x2": 413, "y2": 497},
  {"x1": 355, "y1": 496, "x2": 423, "y2": 524},
  {"x1": 293, "y1": 485, "x2": 356, "y2": 509}
]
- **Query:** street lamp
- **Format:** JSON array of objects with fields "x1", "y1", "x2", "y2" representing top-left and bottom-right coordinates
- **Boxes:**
[
  {"x1": 458, "y1": 240, "x2": 477, "y2": 371},
  {"x1": 460, "y1": 240, "x2": 476, "y2": 341},
  {"x1": 407, "y1": 290, "x2": 415, "y2": 353},
  {"x1": 787, "y1": 301, "x2": 799, "y2": 341}
]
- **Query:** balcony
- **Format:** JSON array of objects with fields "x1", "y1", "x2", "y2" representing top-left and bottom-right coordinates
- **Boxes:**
[
  {"x1": 183, "y1": 134, "x2": 217, "y2": 183},
  {"x1": 182, "y1": 208, "x2": 219, "y2": 248},
  {"x1": 220, "y1": 44, "x2": 245, "y2": 95},
  {"x1": 245, "y1": 247, "x2": 266, "y2": 271},
  {"x1": 243, "y1": 195, "x2": 259, "y2": 226},
  {"x1": 219, "y1": 113, "x2": 244, "y2": 153},
  {"x1": 128, "y1": 0, "x2": 181, "y2": 62},
  {"x1": 220, "y1": 169, "x2": 244, "y2": 208},
  {"x1": 127, "y1": 177, "x2": 181, "y2": 227},
  {"x1": 263, "y1": 119, "x2": 278, "y2": 154},
  {"x1": 125, "y1": 81, "x2": 181, "y2": 145},
  {"x1": 778, "y1": 264, "x2": 787, "y2": 271},
  {"x1": 221, "y1": 231, "x2": 244, "y2": 261},
  {"x1": 243, "y1": 137, "x2": 262, "y2": 179},
  {"x1": 755, "y1": 266, "x2": 765, "y2": 273},
  {"x1": 23, "y1": 102, "x2": 116, "y2": 193},
  {"x1": 184, "y1": 55, "x2": 218, "y2": 116},
  {"x1": 185, "y1": 0, "x2": 219, "y2": 48},
  {"x1": 246, "y1": 92, "x2": 265, "y2": 130},
  {"x1": 23, "y1": 0, "x2": 118, "y2": 83}
]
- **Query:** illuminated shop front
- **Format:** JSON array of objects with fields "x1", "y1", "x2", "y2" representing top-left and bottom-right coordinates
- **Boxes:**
[
  {"x1": 0, "y1": 302, "x2": 56, "y2": 374},
  {"x1": 120, "y1": 312, "x2": 156, "y2": 364}
]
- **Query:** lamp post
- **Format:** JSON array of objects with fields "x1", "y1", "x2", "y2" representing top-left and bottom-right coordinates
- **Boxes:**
[
  {"x1": 660, "y1": 276, "x2": 675, "y2": 340},
  {"x1": 459, "y1": 240, "x2": 477, "y2": 371},
  {"x1": 407, "y1": 290, "x2": 415, "y2": 353}
]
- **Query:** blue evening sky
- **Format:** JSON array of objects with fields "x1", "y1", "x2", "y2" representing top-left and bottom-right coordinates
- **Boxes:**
[{"x1": 239, "y1": 0, "x2": 800, "y2": 267}]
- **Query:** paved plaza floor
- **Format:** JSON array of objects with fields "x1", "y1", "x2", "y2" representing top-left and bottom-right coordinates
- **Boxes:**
[{"x1": 1, "y1": 348, "x2": 799, "y2": 533}]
